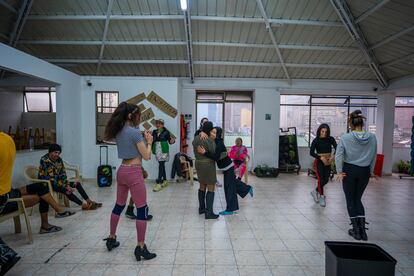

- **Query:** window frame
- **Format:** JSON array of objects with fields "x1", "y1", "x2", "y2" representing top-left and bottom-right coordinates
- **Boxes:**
[
  {"x1": 196, "y1": 91, "x2": 254, "y2": 148},
  {"x1": 280, "y1": 95, "x2": 378, "y2": 147},
  {"x1": 393, "y1": 96, "x2": 414, "y2": 148},
  {"x1": 23, "y1": 87, "x2": 56, "y2": 113},
  {"x1": 96, "y1": 91, "x2": 119, "y2": 145}
]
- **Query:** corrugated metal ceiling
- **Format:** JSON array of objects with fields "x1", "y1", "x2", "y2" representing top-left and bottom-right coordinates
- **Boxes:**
[{"x1": 0, "y1": 0, "x2": 412, "y2": 83}]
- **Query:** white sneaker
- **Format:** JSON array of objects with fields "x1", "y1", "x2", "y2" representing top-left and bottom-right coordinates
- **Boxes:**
[
  {"x1": 310, "y1": 190, "x2": 319, "y2": 203},
  {"x1": 319, "y1": 195, "x2": 326, "y2": 207}
]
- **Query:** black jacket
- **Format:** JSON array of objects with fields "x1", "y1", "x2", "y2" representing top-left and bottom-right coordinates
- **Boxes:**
[
  {"x1": 310, "y1": 136, "x2": 337, "y2": 159},
  {"x1": 203, "y1": 127, "x2": 233, "y2": 169}
]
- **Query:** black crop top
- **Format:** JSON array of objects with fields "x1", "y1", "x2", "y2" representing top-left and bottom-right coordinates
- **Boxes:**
[{"x1": 310, "y1": 137, "x2": 337, "y2": 160}]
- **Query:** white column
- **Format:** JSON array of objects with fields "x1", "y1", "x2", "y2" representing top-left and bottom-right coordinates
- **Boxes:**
[
  {"x1": 253, "y1": 88, "x2": 280, "y2": 169},
  {"x1": 376, "y1": 93, "x2": 395, "y2": 175}
]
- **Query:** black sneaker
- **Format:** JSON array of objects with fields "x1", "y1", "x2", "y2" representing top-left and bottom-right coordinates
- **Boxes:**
[
  {"x1": 125, "y1": 207, "x2": 136, "y2": 219},
  {"x1": 104, "y1": 236, "x2": 120, "y2": 251},
  {"x1": 146, "y1": 215, "x2": 153, "y2": 221},
  {"x1": 134, "y1": 244, "x2": 156, "y2": 261}
]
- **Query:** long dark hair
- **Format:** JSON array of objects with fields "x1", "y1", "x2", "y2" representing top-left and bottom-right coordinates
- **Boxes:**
[
  {"x1": 105, "y1": 102, "x2": 140, "y2": 140},
  {"x1": 316, "y1": 123, "x2": 331, "y2": 138},
  {"x1": 349, "y1": 109, "x2": 365, "y2": 129},
  {"x1": 214, "y1": 127, "x2": 223, "y2": 141},
  {"x1": 199, "y1": 117, "x2": 208, "y2": 128}
]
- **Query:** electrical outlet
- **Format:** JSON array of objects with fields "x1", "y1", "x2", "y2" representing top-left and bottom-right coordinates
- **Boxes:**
[{"x1": 112, "y1": 166, "x2": 116, "y2": 170}]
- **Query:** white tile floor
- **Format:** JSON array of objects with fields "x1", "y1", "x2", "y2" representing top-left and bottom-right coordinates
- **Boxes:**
[{"x1": 2, "y1": 173, "x2": 413, "y2": 276}]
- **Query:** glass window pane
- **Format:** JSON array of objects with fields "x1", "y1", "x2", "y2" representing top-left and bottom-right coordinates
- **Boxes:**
[
  {"x1": 197, "y1": 93, "x2": 224, "y2": 101},
  {"x1": 395, "y1": 97, "x2": 414, "y2": 107},
  {"x1": 196, "y1": 103, "x2": 223, "y2": 129},
  {"x1": 280, "y1": 95, "x2": 310, "y2": 105},
  {"x1": 393, "y1": 107, "x2": 414, "y2": 148},
  {"x1": 311, "y1": 96, "x2": 348, "y2": 105},
  {"x1": 51, "y1": 92, "x2": 56, "y2": 112},
  {"x1": 25, "y1": 92, "x2": 50, "y2": 111},
  {"x1": 225, "y1": 92, "x2": 252, "y2": 101},
  {"x1": 25, "y1": 87, "x2": 50, "y2": 92},
  {"x1": 350, "y1": 97, "x2": 377, "y2": 106},
  {"x1": 96, "y1": 93, "x2": 102, "y2": 107},
  {"x1": 350, "y1": 107, "x2": 377, "y2": 133},
  {"x1": 224, "y1": 102, "x2": 252, "y2": 147},
  {"x1": 280, "y1": 105, "x2": 310, "y2": 147},
  {"x1": 310, "y1": 106, "x2": 348, "y2": 143}
]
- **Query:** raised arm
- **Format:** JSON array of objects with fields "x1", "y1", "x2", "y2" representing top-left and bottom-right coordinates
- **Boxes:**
[{"x1": 136, "y1": 130, "x2": 153, "y2": 161}]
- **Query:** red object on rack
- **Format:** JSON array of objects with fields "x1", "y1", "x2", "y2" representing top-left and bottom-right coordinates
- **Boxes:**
[
  {"x1": 180, "y1": 114, "x2": 188, "y2": 153},
  {"x1": 374, "y1": 154, "x2": 384, "y2": 177}
]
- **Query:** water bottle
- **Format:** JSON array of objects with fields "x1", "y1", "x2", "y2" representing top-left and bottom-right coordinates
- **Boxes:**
[{"x1": 29, "y1": 136, "x2": 34, "y2": 151}]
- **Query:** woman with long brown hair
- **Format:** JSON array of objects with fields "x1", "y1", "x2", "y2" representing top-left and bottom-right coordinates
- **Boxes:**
[{"x1": 103, "y1": 102, "x2": 156, "y2": 261}]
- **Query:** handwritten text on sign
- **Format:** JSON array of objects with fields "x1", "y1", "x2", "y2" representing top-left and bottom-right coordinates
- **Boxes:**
[{"x1": 146, "y1": 91, "x2": 178, "y2": 118}]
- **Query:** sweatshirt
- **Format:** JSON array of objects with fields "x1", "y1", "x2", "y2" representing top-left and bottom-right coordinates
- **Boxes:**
[
  {"x1": 335, "y1": 131, "x2": 377, "y2": 174},
  {"x1": 204, "y1": 139, "x2": 233, "y2": 170}
]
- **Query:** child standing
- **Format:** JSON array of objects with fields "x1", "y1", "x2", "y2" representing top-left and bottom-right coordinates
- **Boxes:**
[{"x1": 152, "y1": 119, "x2": 175, "y2": 192}]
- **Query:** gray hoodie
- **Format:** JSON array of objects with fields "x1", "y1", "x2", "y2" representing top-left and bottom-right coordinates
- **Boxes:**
[{"x1": 335, "y1": 131, "x2": 377, "y2": 174}]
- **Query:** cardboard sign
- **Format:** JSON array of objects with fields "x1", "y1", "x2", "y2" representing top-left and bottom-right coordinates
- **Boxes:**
[
  {"x1": 150, "y1": 119, "x2": 157, "y2": 127},
  {"x1": 140, "y1": 107, "x2": 155, "y2": 122},
  {"x1": 146, "y1": 91, "x2": 178, "y2": 118},
  {"x1": 142, "y1": 121, "x2": 152, "y2": 130},
  {"x1": 126, "y1": 93, "x2": 146, "y2": 104},
  {"x1": 138, "y1": 103, "x2": 146, "y2": 111}
]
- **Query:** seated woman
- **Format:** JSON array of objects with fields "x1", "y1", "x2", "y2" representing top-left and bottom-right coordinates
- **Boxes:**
[
  {"x1": 229, "y1": 138, "x2": 249, "y2": 180},
  {"x1": 198, "y1": 127, "x2": 253, "y2": 215},
  {"x1": 38, "y1": 144, "x2": 102, "y2": 210},
  {"x1": 1, "y1": 182, "x2": 76, "y2": 234}
]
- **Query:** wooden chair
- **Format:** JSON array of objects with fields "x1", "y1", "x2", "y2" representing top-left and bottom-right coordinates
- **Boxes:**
[
  {"x1": 180, "y1": 156, "x2": 196, "y2": 185},
  {"x1": 0, "y1": 198, "x2": 33, "y2": 243},
  {"x1": 23, "y1": 166, "x2": 69, "y2": 209}
]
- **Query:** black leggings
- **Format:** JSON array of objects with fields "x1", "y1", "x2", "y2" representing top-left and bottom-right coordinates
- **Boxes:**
[
  {"x1": 157, "y1": 161, "x2": 167, "y2": 184},
  {"x1": 26, "y1": 182, "x2": 50, "y2": 213},
  {"x1": 342, "y1": 163, "x2": 370, "y2": 218},
  {"x1": 315, "y1": 159, "x2": 331, "y2": 195},
  {"x1": 53, "y1": 182, "x2": 89, "y2": 206}
]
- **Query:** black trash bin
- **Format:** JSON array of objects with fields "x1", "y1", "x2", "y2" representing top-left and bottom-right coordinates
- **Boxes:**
[{"x1": 325, "y1": 241, "x2": 397, "y2": 276}]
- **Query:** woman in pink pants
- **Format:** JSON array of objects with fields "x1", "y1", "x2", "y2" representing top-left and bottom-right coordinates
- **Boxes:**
[
  {"x1": 103, "y1": 102, "x2": 156, "y2": 261},
  {"x1": 229, "y1": 138, "x2": 249, "y2": 180}
]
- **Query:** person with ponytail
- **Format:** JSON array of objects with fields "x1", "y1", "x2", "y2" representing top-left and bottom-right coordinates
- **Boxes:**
[
  {"x1": 309, "y1": 124, "x2": 337, "y2": 207},
  {"x1": 103, "y1": 102, "x2": 156, "y2": 261},
  {"x1": 335, "y1": 110, "x2": 378, "y2": 241}
]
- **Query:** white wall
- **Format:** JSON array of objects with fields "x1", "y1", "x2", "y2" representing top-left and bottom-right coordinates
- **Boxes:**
[
  {"x1": 12, "y1": 150, "x2": 48, "y2": 188},
  {"x1": 0, "y1": 90, "x2": 23, "y2": 132},
  {"x1": 0, "y1": 43, "x2": 82, "y2": 184},
  {"x1": 79, "y1": 76, "x2": 179, "y2": 180}
]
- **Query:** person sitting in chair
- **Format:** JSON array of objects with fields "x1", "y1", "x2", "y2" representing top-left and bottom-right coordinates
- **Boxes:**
[
  {"x1": 229, "y1": 138, "x2": 249, "y2": 180},
  {"x1": 38, "y1": 144, "x2": 102, "y2": 210}
]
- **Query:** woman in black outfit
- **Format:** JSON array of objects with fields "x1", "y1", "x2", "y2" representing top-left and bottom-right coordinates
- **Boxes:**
[
  {"x1": 197, "y1": 127, "x2": 253, "y2": 215},
  {"x1": 194, "y1": 117, "x2": 208, "y2": 136},
  {"x1": 309, "y1": 124, "x2": 337, "y2": 207}
]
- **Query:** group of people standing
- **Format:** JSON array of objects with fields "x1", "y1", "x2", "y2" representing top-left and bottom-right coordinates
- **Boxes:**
[{"x1": 310, "y1": 110, "x2": 378, "y2": 241}]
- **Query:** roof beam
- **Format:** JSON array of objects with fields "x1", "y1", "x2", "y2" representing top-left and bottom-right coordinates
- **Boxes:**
[
  {"x1": 96, "y1": 0, "x2": 114, "y2": 75},
  {"x1": 382, "y1": 53, "x2": 414, "y2": 67},
  {"x1": 0, "y1": 0, "x2": 17, "y2": 13},
  {"x1": 44, "y1": 58, "x2": 370, "y2": 70},
  {"x1": 0, "y1": 33, "x2": 8, "y2": 40},
  {"x1": 9, "y1": 0, "x2": 33, "y2": 47},
  {"x1": 330, "y1": 0, "x2": 388, "y2": 87},
  {"x1": 17, "y1": 39, "x2": 360, "y2": 52},
  {"x1": 256, "y1": 0, "x2": 290, "y2": 81},
  {"x1": 27, "y1": 14, "x2": 343, "y2": 27},
  {"x1": 183, "y1": 9, "x2": 194, "y2": 82},
  {"x1": 355, "y1": 0, "x2": 390, "y2": 23},
  {"x1": 370, "y1": 25, "x2": 414, "y2": 50}
]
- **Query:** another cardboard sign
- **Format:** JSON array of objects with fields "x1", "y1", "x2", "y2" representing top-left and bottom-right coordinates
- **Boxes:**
[
  {"x1": 142, "y1": 121, "x2": 152, "y2": 130},
  {"x1": 126, "y1": 93, "x2": 146, "y2": 104},
  {"x1": 138, "y1": 103, "x2": 146, "y2": 111},
  {"x1": 140, "y1": 107, "x2": 155, "y2": 122},
  {"x1": 146, "y1": 91, "x2": 178, "y2": 118}
]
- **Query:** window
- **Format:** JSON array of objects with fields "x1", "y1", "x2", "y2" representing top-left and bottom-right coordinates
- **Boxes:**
[
  {"x1": 24, "y1": 87, "x2": 56, "y2": 112},
  {"x1": 394, "y1": 97, "x2": 414, "y2": 148},
  {"x1": 196, "y1": 91, "x2": 253, "y2": 147},
  {"x1": 96, "y1": 91, "x2": 119, "y2": 144},
  {"x1": 280, "y1": 95, "x2": 377, "y2": 147}
]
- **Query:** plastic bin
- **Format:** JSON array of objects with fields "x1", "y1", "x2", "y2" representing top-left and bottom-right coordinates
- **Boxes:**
[
  {"x1": 325, "y1": 241, "x2": 396, "y2": 276},
  {"x1": 374, "y1": 154, "x2": 384, "y2": 177}
]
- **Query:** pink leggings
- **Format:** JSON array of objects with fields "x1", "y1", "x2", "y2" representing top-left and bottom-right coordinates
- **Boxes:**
[
  {"x1": 234, "y1": 163, "x2": 247, "y2": 179},
  {"x1": 110, "y1": 165, "x2": 147, "y2": 243}
]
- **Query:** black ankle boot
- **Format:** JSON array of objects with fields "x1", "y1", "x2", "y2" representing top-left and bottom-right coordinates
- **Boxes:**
[
  {"x1": 104, "y1": 236, "x2": 120, "y2": 251},
  {"x1": 134, "y1": 244, "x2": 157, "y2": 261},
  {"x1": 348, "y1": 218, "x2": 361, "y2": 240},
  {"x1": 198, "y1": 189, "x2": 206, "y2": 214},
  {"x1": 125, "y1": 206, "x2": 136, "y2": 219},
  {"x1": 358, "y1": 217, "x2": 368, "y2": 241},
  {"x1": 205, "y1": 191, "x2": 219, "y2": 219}
]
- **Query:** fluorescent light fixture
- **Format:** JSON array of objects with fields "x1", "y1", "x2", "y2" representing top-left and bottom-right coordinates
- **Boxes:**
[{"x1": 180, "y1": 0, "x2": 187, "y2": 10}]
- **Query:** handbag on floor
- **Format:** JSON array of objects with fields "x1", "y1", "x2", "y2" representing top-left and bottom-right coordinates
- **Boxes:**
[{"x1": 0, "y1": 238, "x2": 20, "y2": 276}]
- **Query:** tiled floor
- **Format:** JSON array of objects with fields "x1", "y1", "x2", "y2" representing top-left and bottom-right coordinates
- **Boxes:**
[{"x1": 2, "y1": 173, "x2": 414, "y2": 276}]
